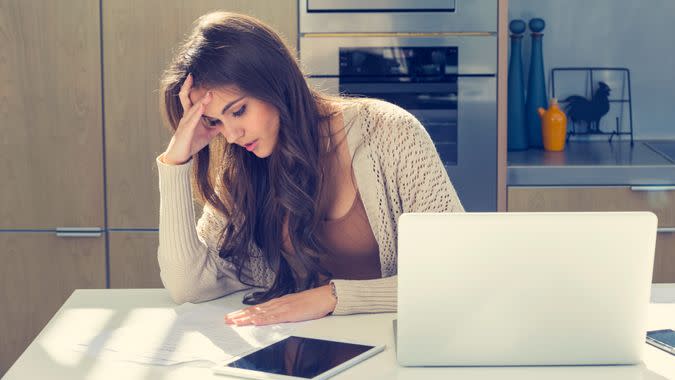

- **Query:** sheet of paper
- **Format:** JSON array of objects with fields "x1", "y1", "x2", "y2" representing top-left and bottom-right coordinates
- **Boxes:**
[{"x1": 73, "y1": 302, "x2": 306, "y2": 366}]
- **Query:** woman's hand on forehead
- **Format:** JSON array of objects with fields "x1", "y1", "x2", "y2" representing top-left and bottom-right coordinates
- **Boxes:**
[{"x1": 161, "y1": 73, "x2": 223, "y2": 165}]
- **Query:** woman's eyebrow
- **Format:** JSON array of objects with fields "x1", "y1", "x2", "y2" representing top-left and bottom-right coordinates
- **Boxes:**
[
  {"x1": 220, "y1": 95, "x2": 246, "y2": 114},
  {"x1": 203, "y1": 95, "x2": 246, "y2": 121}
]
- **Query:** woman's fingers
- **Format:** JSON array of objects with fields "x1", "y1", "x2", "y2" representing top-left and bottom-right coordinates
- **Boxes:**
[
  {"x1": 229, "y1": 312, "x2": 282, "y2": 326},
  {"x1": 226, "y1": 305, "x2": 272, "y2": 319},
  {"x1": 179, "y1": 73, "x2": 214, "y2": 123},
  {"x1": 225, "y1": 303, "x2": 288, "y2": 326},
  {"x1": 250, "y1": 313, "x2": 281, "y2": 326},
  {"x1": 182, "y1": 102, "x2": 207, "y2": 129},
  {"x1": 184, "y1": 91, "x2": 210, "y2": 119},
  {"x1": 180, "y1": 92, "x2": 212, "y2": 130},
  {"x1": 178, "y1": 73, "x2": 194, "y2": 112},
  {"x1": 225, "y1": 311, "x2": 257, "y2": 326},
  {"x1": 162, "y1": 75, "x2": 217, "y2": 165},
  {"x1": 225, "y1": 308, "x2": 253, "y2": 319}
]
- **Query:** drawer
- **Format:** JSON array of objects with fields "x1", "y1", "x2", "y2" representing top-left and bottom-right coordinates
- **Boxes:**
[
  {"x1": 654, "y1": 229, "x2": 675, "y2": 283},
  {"x1": 508, "y1": 186, "x2": 675, "y2": 227}
]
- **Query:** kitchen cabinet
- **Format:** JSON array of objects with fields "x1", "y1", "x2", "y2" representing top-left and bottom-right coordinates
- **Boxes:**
[
  {"x1": 508, "y1": 186, "x2": 675, "y2": 283},
  {"x1": 654, "y1": 231, "x2": 675, "y2": 283},
  {"x1": 108, "y1": 232, "x2": 162, "y2": 288},
  {"x1": 507, "y1": 186, "x2": 675, "y2": 225},
  {"x1": 0, "y1": 234, "x2": 106, "y2": 375},
  {"x1": 0, "y1": 0, "x2": 105, "y2": 375},
  {"x1": 0, "y1": 0, "x2": 104, "y2": 228}
]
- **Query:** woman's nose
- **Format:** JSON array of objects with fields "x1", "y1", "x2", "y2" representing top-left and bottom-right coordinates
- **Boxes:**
[{"x1": 222, "y1": 125, "x2": 244, "y2": 144}]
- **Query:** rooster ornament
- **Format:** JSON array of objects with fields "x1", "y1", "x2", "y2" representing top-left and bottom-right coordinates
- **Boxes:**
[{"x1": 563, "y1": 81, "x2": 611, "y2": 133}]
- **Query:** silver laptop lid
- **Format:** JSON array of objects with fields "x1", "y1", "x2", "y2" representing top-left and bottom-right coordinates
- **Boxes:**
[{"x1": 397, "y1": 212, "x2": 657, "y2": 366}]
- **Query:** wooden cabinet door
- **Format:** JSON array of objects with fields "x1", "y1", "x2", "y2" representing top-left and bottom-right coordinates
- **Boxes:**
[
  {"x1": 0, "y1": 233, "x2": 105, "y2": 375},
  {"x1": 0, "y1": 0, "x2": 103, "y2": 229},
  {"x1": 508, "y1": 186, "x2": 675, "y2": 283},
  {"x1": 654, "y1": 230, "x2": 675, "y2": 283},
  {"x1": 507, "y1": 186, "x2": 675, "y2": 227},
  {"x1": 108, "y1": 232, "x2": 162, "y2": 288},
  {"x1": 103, "y1": 0, "x2": 298, "y2": 229}
]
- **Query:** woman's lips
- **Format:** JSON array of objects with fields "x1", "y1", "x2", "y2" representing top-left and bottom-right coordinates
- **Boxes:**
[{"x1": 244, "y1": 139, "x2": 259, "y2": 152}]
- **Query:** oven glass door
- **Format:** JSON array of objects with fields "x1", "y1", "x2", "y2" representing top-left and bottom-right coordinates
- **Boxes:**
[{"x1": 339, "y1": 47, "x2": 459, "y2": 166}]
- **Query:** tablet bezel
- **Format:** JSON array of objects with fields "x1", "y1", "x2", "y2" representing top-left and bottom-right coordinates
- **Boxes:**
[{"x1": 212, "y1": 335, "x2": 385, "y2": 380}]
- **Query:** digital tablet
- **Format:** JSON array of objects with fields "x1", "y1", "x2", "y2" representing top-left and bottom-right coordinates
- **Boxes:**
[
  {"x1": 646, "y1": 329, "x2": 675, "y2": 355},
  {"x1": 212, "y1": 336, "x2": 385, "y2": 380}
]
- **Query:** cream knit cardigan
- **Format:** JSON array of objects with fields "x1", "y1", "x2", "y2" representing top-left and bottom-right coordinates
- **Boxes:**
[{"x1": 156, "y1": 99, "x2": 464, "y2": 315}]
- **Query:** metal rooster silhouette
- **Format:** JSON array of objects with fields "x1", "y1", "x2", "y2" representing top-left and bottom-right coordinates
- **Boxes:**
[{"x1": 563, "y1": 82, "x2": 611, "y2": 133}]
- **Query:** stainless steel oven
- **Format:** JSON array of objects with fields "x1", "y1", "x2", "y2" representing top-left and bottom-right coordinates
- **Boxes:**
[{"x1": 300, "y1": 0, "x2": 500, "y2": 212}]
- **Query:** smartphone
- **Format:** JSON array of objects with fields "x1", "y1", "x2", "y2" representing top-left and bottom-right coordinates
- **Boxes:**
[{"x1": 646, "y1": 329, "x2": 675, "y2": 355}]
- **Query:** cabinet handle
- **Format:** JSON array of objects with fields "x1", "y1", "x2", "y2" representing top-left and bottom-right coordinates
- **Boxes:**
[
  {"x1": 56, "y1": 227, "x2": 103, "y2": 238},
  {"x1": 657, "y1": 227, "x2": 675, "y2": 234},
  {"x1": 630, "y1": 186, "x2": 675, "y2": 192}
]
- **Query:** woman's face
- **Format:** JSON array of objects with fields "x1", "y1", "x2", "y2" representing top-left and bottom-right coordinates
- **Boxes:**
[{"x1": 189, "y1": 85, "x2": 280, "y2": 158}]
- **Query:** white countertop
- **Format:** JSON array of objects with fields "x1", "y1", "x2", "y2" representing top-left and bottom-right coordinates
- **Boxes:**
[{"x1": 4, "y1": 285, "x2": 675, "y2": 380}]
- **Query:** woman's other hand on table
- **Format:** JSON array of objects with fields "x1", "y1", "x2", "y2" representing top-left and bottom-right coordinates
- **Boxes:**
[{"x1": 224, "y1": 284, "x2": 337, "y2": 326}]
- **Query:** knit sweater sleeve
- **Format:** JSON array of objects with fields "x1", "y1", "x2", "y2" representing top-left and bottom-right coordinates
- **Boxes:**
[
  {"x1": 330, "y1": 104, "x2": 464, "y2": 315},
  {"x1": 156, "y1": 153, "x2": 253, "y2": 304},
  {"x1": 395, "y1": 110, "x2": 465, "y2": 214}
]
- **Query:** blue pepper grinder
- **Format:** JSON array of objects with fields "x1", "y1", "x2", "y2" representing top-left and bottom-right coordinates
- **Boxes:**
[
  {"x1": 507, "y1": 20, "x2": 528, "y2": 151},
  {"x1": 525, "y1": 18, "x2": 547, "y2": 149}
]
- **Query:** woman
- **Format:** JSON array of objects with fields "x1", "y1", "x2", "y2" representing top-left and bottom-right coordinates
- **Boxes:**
[{"x1": 157, "y1": 11, "x2": 463, "y2": 326}]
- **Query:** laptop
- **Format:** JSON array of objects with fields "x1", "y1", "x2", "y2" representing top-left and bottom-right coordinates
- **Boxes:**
[{"x1": 396, "y1": 212, "x2": 657, "y2": 366}]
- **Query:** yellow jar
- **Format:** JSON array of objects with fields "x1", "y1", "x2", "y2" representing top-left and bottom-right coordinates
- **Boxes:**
[{"x1": 538, "y1": 98, "x2": 567, "y2": 151}]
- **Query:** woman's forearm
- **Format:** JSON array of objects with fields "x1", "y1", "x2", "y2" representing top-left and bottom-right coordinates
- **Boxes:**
[{"x1": 156, "y1": 154, "x2": 250, "y2": 303}]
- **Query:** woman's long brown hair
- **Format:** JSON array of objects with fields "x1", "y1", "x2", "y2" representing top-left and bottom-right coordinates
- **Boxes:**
[{"x1": 159, "y1": 11, "x2": 356, "y2": 304}]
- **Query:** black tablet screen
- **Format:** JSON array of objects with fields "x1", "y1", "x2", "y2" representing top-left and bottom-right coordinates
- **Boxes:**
[
  {"x1": 226, "y1": 336, "x2": 374, "y2": 379},
  {"x1": 647, "y1": 330, "x2": 675, "y2": 347}
]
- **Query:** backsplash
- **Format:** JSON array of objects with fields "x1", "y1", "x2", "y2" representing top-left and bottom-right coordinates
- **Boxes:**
[{"x1": 509, "y1": 0, "x2": 675, "y2": 139}]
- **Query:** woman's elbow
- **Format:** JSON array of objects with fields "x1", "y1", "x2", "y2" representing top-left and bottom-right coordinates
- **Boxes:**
[{"x1": 160, "y1": 270, "x2": 201, "y2": 304}]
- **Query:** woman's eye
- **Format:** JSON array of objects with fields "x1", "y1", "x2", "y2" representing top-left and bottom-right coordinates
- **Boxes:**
[
  {"x1": 233, "y1": 104, "x2": 246, "y2": 118},
  {"x1": 204, "y1": 118, "x2": 220, "y2": 127}
]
